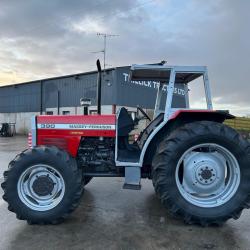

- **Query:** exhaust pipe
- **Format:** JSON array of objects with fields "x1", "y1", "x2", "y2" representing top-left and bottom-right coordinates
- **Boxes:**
[{"x1": 96, "y1": 59, "x2": 102, "y2": 115}]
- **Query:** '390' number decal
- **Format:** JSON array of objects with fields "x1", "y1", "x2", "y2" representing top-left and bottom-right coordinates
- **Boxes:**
[{"x1": 40, "y1": 124, "x2": 55, "y2": 129}]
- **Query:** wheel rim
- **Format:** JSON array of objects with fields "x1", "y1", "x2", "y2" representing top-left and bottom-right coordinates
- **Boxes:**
[
  {"x1": 175, "y1": 143, "x2": 240, "y2": 208},
  {"x1": 17, "y1": 165, "x2": 65, "y2": 211}
]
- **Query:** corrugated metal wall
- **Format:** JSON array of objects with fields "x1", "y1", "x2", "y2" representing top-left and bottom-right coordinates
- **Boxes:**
[
  {"x1": 42, "y1": 72, "x2": 98, "y2": 109},
  {"x1": 41, "y1": 69, "x2": 115, "y2": 110},
  {"x1": 0, "y1": 69, "x2": 116, "y2": 113},
  {"x1": 0, "y1": 81, "x2": 40, "y2": 112}
]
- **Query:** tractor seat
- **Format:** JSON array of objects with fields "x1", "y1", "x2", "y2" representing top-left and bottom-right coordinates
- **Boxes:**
[
  {"x1": 117, "y1": 107, "x2": 135, "y2": 136},
  {"x1": 117, "y1": 108, "x2": 141, "y2": 163}
]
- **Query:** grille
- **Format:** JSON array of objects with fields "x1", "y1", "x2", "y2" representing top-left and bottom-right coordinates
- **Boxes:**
[{"x1": 40, "y1": 137, "x2": 68, "y2": 150}]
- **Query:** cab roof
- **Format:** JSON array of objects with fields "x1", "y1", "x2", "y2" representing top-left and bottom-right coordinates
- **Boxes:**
[{"x1": 130, "y1": 64, "x2": 207, "y2": 84}]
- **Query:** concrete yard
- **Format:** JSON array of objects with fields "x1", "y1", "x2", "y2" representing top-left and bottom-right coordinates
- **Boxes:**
[{"x1": 0, "y1": 136, "x2": 250, "y2": 250}]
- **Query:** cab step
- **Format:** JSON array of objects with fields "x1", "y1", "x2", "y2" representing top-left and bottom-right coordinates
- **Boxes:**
[{"x1": 123, "y1": 167, "x2": 141, "y2": 190}]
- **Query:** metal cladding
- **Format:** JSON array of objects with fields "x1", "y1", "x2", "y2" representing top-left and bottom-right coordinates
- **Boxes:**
[{"x1": 0, "y1": 66, "x2": 188, "y2": 113}]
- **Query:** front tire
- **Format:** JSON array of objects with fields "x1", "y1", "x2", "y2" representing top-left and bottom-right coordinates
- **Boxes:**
[
  {"x1": 1, "y1": 146, "x2": 83, "y2": 224},
  {"x1": 152, "y1": 121, "x2": 250, "y2": 226}
]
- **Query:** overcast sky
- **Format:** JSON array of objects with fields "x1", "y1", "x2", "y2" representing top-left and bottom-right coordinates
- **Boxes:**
[{"x1": 0, "y1": 0, "x2": 249, "y2": 115}]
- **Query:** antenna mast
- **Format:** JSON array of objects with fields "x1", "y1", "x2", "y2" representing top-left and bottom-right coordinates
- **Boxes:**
[{"x1": 97, "y1": 33, "x2": 119, "y2": 72}]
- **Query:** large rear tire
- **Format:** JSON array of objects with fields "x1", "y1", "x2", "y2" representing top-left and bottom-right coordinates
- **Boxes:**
[
  {"x1": 1, "y1": 146, "x2": 83, "y2": 224},
  {"x1": 152, "y1": 121, "x2": 250, "y2": 226}
]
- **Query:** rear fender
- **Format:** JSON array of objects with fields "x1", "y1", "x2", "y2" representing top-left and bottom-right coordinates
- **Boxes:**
[
  {"x1": 169, "y1": 109, "x2": 235, "y2": 123},
  {"x1": 142, "y1": 110, "x2": 235, "y2": 167}
]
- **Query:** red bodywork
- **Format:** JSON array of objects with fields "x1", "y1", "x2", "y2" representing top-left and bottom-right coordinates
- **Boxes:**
[
  {"x1": 36, "y1": 115, "x2": 116, "y2": 157},
  {"x1": 169, "y1": 109, "x2": 234, "y2": 122},
  {"x1": 169, "y1": 109, "x2": 216, "y2": 120},
  {"x1": 34, "y1": 110, "x2": 233, "y2": 159}
]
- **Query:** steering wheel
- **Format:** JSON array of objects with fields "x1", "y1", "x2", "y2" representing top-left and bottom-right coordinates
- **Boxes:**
[{"x1": 137, "y1": 106, "x2": 151, "y2": 121}]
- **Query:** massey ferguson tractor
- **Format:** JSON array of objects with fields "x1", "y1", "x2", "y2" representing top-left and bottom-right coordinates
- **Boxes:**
[{"x1": 2, "y1": 60, "x2": 250, "y2": 226}]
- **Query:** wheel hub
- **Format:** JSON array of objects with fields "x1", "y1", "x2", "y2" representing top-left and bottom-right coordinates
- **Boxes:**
[
  {"x1": 32, "y1": 175, "x2": 55, "y2": 196},
  {"x1": 196, "y1": 166, "x2": 216, "y2": 185},
  {"x1": 200, "y1": 169, "x2": 212, "y2": 180},
  {"x1": 182, "y1": 152, "x2": 226, "y2": 195}
]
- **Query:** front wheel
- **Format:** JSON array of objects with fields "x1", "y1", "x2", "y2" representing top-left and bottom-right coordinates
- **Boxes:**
[
  {"x1": 152, "y1": 121, "x2": 250, "y2": 226},
  {"x1": 1, "y1": 146, "x2": 83, "y2": 224}
]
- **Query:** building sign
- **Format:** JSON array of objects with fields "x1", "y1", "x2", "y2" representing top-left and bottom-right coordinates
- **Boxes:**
[{"x1": 122, "y1": 73, "x2": 186, "y2": 96}]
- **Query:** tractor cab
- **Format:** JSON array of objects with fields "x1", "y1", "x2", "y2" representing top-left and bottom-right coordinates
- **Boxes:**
[
  {"x1": 117, "y1": 63, "x2": 212, "y2": 163},
  {"x1": 116, "y1": 63, "x2": 214, "y2": 188}
]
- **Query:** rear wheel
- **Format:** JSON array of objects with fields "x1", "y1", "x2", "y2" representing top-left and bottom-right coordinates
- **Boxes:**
[
  {"x1": 152, "y1": 121, "x2": 250, "y2": 226},
  {"x1": 1, "y1": 146, "x2": 83, "y2": 224}
]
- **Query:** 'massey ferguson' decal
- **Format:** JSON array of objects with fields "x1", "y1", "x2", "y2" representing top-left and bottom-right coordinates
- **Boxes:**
[{"x1": 37, "y1": 124, "x2": 116, "y2": 130}]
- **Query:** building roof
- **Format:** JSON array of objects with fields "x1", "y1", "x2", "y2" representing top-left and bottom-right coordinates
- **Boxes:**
[{"x1": 0, "y1": 66, "x2": 119, "y2": 89}]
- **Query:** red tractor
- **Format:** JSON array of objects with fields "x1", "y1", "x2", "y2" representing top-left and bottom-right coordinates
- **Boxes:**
[{"x1": 2, "y1": 60, "x2": 250, "y2": 226}]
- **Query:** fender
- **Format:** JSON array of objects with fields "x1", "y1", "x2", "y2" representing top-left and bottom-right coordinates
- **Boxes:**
[
  {"x1": 169, "y1": 109, "x2": 235, "y2": 123},
  {"x1": 141, "y1": 109, "x2": 235, "y2": 167}
]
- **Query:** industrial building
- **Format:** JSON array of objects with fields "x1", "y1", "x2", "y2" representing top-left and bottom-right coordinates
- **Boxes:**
[{"x1": 0, "y1": 66, "x2": 188, "y2": 134}]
